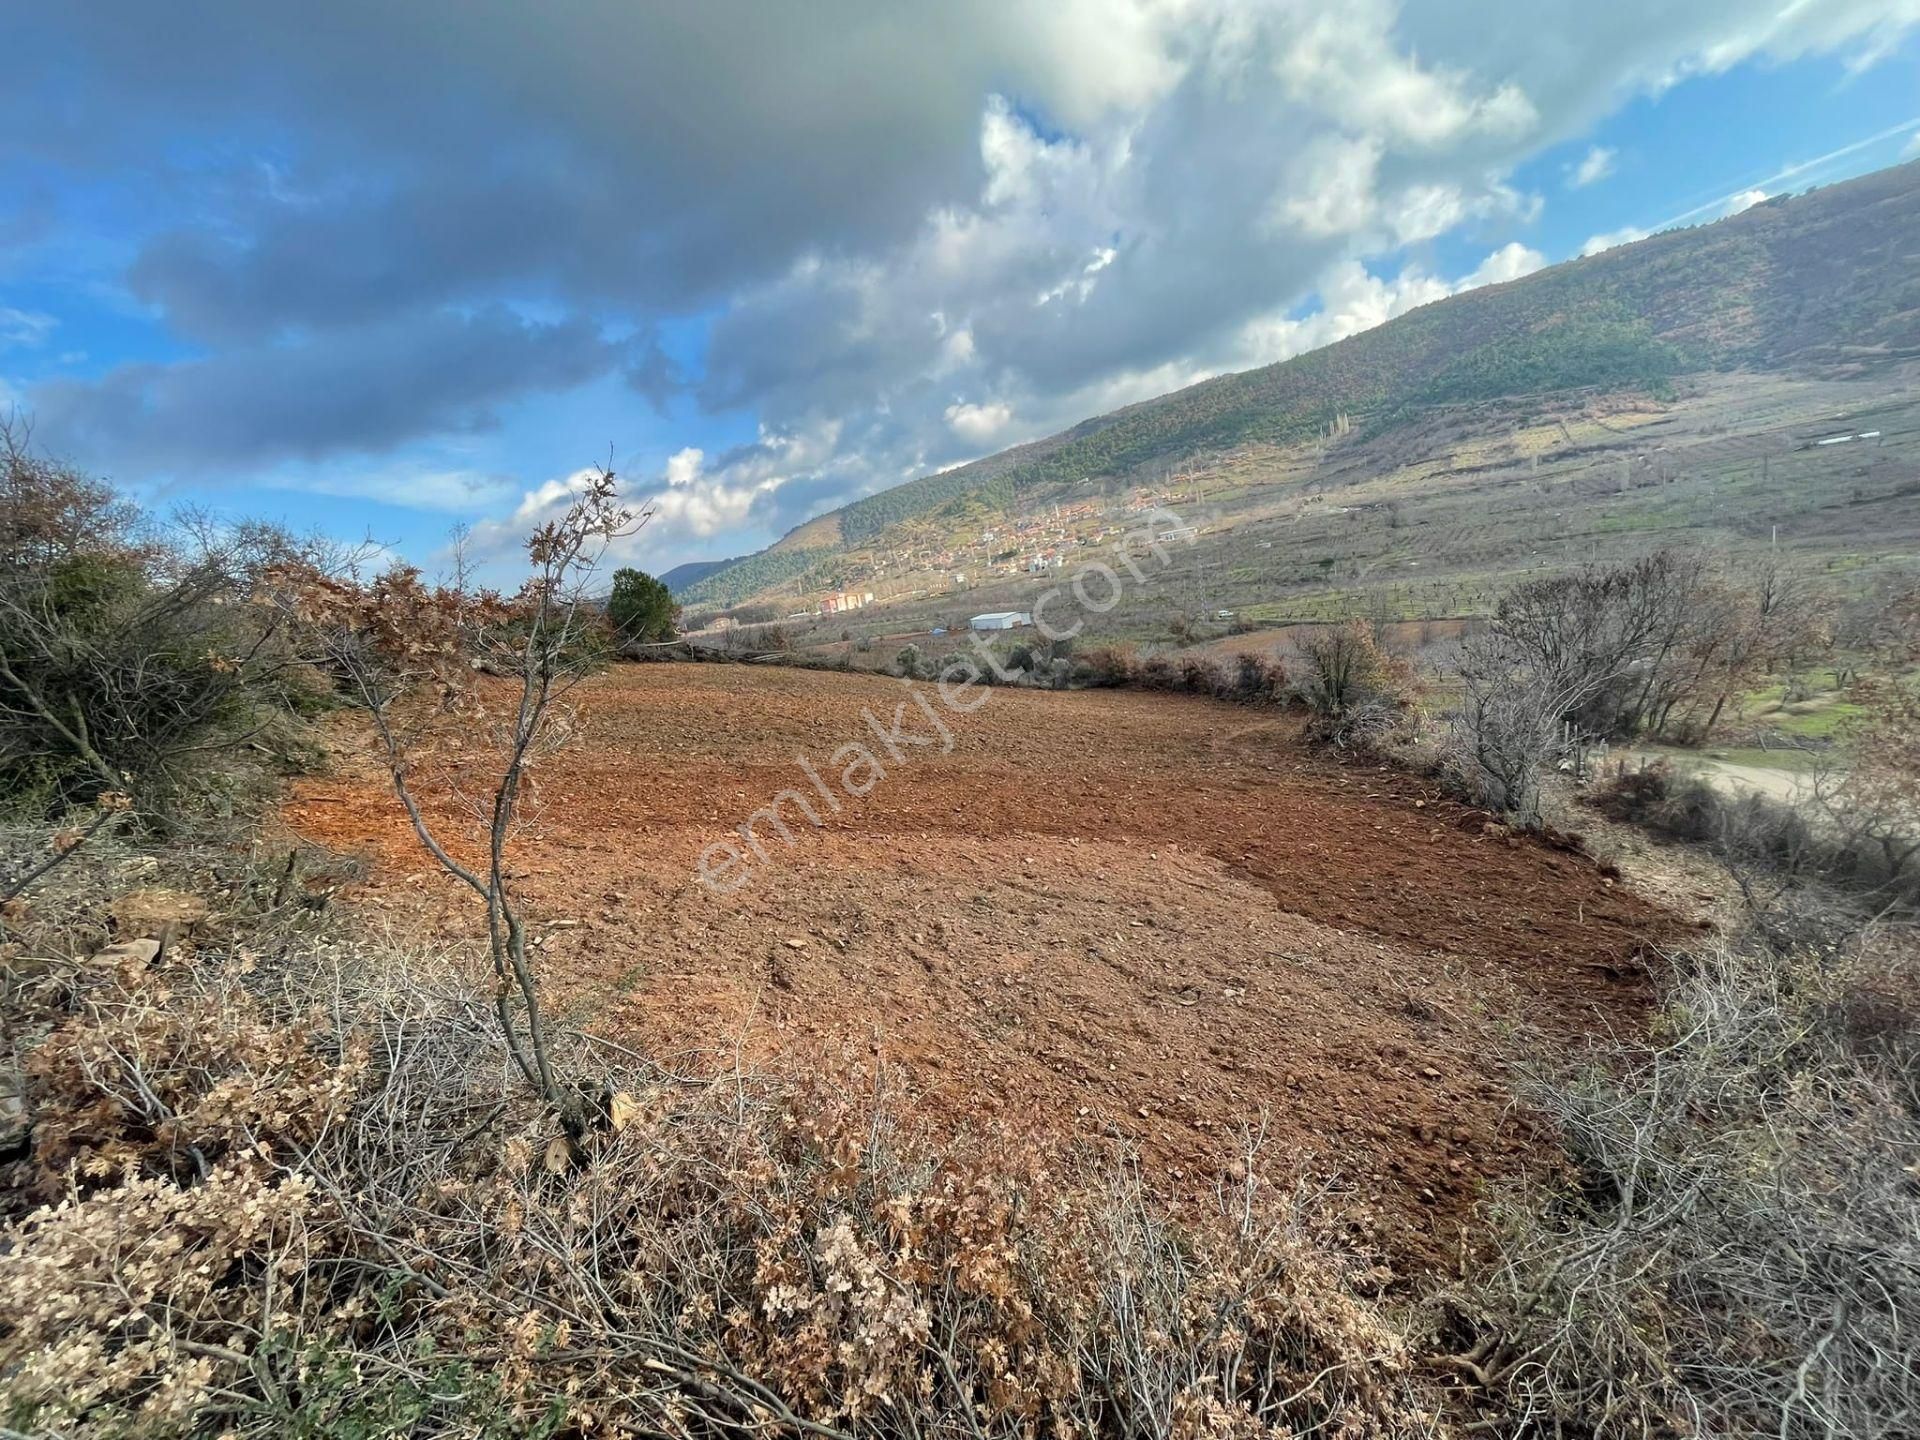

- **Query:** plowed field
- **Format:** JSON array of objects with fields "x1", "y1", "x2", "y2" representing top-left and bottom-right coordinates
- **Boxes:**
[{"x1": 286, "y1": 663, "x2": 1673, "y2": 1271}]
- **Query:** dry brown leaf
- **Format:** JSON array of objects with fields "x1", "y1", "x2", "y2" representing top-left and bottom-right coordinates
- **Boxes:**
[{"x1": 608, "y1": 1091, "x2": 640, "y2": 1134}]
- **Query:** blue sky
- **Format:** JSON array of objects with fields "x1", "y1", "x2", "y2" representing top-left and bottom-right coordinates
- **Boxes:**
[{"x1": 3, "y1": 2, "x2": 1918, "y2": 582}]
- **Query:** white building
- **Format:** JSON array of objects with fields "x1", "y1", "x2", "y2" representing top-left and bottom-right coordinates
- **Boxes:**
[{"x1": 969, "y1": 611, "x2": 1032, "y2": 631}]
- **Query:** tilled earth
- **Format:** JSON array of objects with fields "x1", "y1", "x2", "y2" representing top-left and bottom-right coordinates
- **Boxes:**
[{"x1": 286, "y1": 663, "x2": 1676, "y2": 1272}]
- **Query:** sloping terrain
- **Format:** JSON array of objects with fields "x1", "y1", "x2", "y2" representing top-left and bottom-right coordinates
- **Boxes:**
[
  {"x1": 659, "y1": 555, "x2": 745, "y2": 595},
  {"x1": 285, "y1": 664, "x2": 1679, "y2": 1270},
  {"x1": 679, "y1": 159, "x2": 1920, "y2": 609}
]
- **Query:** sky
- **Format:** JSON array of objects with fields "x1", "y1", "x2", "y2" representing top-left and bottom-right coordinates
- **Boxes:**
[{"x1": 3, "y1": 2, "x2": 1919, "y2": 583}]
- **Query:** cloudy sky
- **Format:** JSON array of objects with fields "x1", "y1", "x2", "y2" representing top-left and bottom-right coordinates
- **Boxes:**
[{"x1": 4, "y1": 2, "x2": 1918, "y2": 579}]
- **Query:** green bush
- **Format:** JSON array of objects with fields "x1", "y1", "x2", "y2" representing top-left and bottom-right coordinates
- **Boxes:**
[
  {"x1": 607, "y1": 566, "x2": 677, "y2": 646},
  {"x1": 0, "y1": 434, "x2": 319, "y2": 826}
]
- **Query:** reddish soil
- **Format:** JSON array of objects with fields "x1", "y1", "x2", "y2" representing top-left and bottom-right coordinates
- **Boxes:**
[{"x1": 285, "y1": 663, "x2": 1674, "y2": 1272}]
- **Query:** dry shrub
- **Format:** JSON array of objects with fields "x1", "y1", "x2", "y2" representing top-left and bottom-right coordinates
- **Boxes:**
[
  {"x1": 1296, "y1": 622, "x2": 1419, "y2": 750},
  {"x1": 22, "y1": 950, "x2": 365, "y2": 1193},
  {"x1": 1, "y1": 1164, "x2": 318, "y2": 1432},
  {"x1": 1, "y1": 875, "x2": 1435, "y2": 1439},
  {"x1": 1177, "y1": 657, "x2": 1226, "y2": 697},
  {"x1": 1133, "y1": 654, "x2": 1178, "y2": 691},
  {"x1": 1230, "y1": 653, "x2": 1286, "y2": 706},
  {"x1": 1442, "y1": 931, "x2": 1920, "y2": 1438},
  {"x1": 1077, "y1": 644, "x2": 1136, "y2": 688},
  {"x1": 1587, "y1": 761, "x2": 1918, "y2": 913},
  {"x1": 1831, "y1": 679, "x2": 1920, "y2": 891}
]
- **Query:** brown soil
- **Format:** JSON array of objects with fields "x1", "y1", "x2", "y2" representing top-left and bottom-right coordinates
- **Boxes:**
[
  {"x1": 1181, "y1": 617, "x2": 1477, "y2": 665},
  {"x1": 285, "y1": 663, "x2": 1675, "y2": 1273}
]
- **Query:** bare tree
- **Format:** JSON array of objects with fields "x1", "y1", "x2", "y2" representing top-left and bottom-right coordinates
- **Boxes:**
[
  {"x1": 1448, "y1": 630, "x2": 1608, "y2": 826},
  {"x1": 1490, "y1": 550, "x2": 1713, "y2": 739},
  {"x1": 1831, "y1": 568, "x2": 1920, "y2": 680},
  {"x1": 279, "y1": 468, "x2": 644, "y2": 1135},
  {"x1": 1823, "y1": 680, "x2": 1920, "y2": 899}
]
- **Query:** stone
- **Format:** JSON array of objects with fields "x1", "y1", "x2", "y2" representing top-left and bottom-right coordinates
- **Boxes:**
[{"x1": 110, "y1": 888, "x2": 210, "y2": 939}]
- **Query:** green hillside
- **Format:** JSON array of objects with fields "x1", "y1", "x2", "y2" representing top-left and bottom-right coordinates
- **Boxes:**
[
  {"x1": 682, "y1": 160, "x2": 1920, "y2": 608},
  {"x1": 659, "y1": 556, "x2": 744, "y2": 596},
  {"x1": 677, "y1": 546, "x2": 824, "y2": 608}
]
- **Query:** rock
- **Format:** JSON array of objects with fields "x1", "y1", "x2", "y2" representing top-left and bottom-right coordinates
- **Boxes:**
[
  {"x1": 110, "y1": 888, "x2": 209, "y2": 939},
  {"x1": 0, "y1": 1089, "x2": 27, "y2": 1158},
  {"x1": 90, "y1": 938, "x2": 162, "y2": 968},
  {"x1": 783, "y1": 936, "x2": 808, "y2": 949}
]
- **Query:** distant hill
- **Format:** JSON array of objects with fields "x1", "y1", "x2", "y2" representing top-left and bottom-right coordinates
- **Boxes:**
[
  {"x1": 677, "y1": 160, "x2": 1920, "y2": 609},
  {"x1": 659, "y1": 556, "x2": 745, "y2": 596}
]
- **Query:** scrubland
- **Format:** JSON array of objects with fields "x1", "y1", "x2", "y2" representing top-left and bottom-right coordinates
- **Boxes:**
[{"x1": 4, "y1": 429, "x2": 1918, "y2": 1438}]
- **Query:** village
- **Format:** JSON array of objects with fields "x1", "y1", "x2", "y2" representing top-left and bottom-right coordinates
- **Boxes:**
[{"x1": 787, "y1": 486, "x2": 1205, "y2": 620}]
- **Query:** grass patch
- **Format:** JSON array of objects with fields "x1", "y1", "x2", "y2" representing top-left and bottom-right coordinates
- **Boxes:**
[{"x1": 1702, "y1": 745, "x2": 1828, "y2": 774}]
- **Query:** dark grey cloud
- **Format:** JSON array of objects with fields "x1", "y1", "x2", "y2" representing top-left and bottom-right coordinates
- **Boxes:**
[
  {"x1": 32, "y1": 307, "x2": 618, "y2": 475},
  {"x1": 4, "y1": 0, "x2": 1914, "y2": 560},
  {"x1": 10, "y1": 2, "x2": 1171, "y2": 335},
  {"x1": 6, "y1": 0, "x2": 1184, "y2": 485}
]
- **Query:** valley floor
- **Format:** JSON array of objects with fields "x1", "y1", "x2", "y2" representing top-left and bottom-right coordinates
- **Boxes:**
[{"x1": 285, "y1": 663, "x2": 1679, "y2": 1271}]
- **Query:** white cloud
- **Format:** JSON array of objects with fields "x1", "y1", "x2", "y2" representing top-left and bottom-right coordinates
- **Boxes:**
[
  {"x1": 1233, "y1": 240, "x2": 1544, "y2": 371},
  {"x1": 980, "y1": 95, "x2": 1094, "y2": 210},
  {"x1": 241, "y1": 463, "x2": 521, "y2": 514},
  {"x1": 1570, "y1": 144, "x2": 1616, "y2": 187},
  {"x1": 462, "y1": 421, "x2": 861, "y2": 573},
  {"x1": 1036, "y1": 245, "x2": 1117, "y2": 307},
  {"x1": 664, "y1": 447, "x2": 704, "y2": 488},
  {"x1": 1905, "y1": 128, "x2": 1920, "y2": 158},
  {"x1": 1386, "y1": 183, "x2": 1468, "y2": 244},
  {"x1": 1464, "y1": 242, "x2": 1548, "y2": 288},
  {"x1": 1268, "y1": 3, "x2": 1538, "y2": 148},
  {"x1": 936, "y1": 324, "x2": 976, "y2": 370},
  {"x1": 509, "y1": 470, "x2": 595, "y2": 525},
  {"x1": 1722, "y1": 187, "x2": 1768, "y2": 215},
  {"x1": 1581, "y1": 225, "x2": 1650, "y2": 257},
  {"x1": 1236, "y1": 261, "x2": 1448, "y2": 368},
  {"x1": 944, "y1": 400, "x2": 1015, "y2": 444},
  {"x1": 0, "y1": 307, "x2": 56, "y2": 349},
  {"x1": 1275, "y1": 135, "x2": 1383, "y2": 237}
]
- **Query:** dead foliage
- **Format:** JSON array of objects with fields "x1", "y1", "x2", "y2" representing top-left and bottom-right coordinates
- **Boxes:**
[
  {"x1": 1437, "y1": 927, "x2": 1920, "y2": 1438},
  {"x1": 1, "y1": 852, "x2": 1438, "y2": 1439}
]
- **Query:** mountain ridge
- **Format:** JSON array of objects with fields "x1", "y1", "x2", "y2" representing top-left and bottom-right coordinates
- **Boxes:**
[{"x1": 677, "y1": 159, "x2": 1920, "y2": 610}]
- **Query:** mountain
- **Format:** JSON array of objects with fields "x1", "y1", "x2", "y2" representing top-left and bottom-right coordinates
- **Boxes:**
[
  {"x1": 659, "y1": 556, "x2": 746, "y2": 596},
  {"x1": 678, "y1": 160, "x2": 1920, "y2": 610}
]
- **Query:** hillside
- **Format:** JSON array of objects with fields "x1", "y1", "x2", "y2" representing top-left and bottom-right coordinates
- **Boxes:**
[
  {"x1": 678, "y1": 159, "x2": 1920, "y2": 610},
  {"x1": 658, "y1": 556, "x2": 744, "y2": 596}
]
